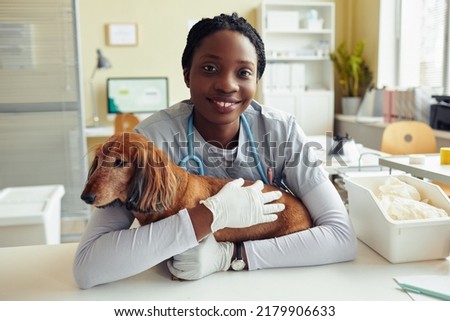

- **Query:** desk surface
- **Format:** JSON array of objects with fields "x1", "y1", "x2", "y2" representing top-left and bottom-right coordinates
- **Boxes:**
[
  {"x1": 379, "y1": 154, "x2": 450, "y2": 185},
  {"x1": 308, "y1": 135, "x2": 389, "y2": 175},
  {"x1": 84, "y1": 126, "x2": 114, "y2": 138},
  {"x1": 1, "y1": 241, "x2": 448, "y2": 301}
]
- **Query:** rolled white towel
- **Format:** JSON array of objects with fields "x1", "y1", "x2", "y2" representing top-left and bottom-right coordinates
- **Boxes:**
[{"x1": 378, "y1": 177, "x2": 448, "y2": 220}]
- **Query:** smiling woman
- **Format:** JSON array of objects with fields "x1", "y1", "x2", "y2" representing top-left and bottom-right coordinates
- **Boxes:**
[
  {"x1": 73, "y1": 12, "x2": 356, "y2": 289},
  {"x1": 181, "y1": 13, "x2": 265, "y2": 148},
  {"x1": 183, "y1": 29, "x2": 258, "y2": 148}
]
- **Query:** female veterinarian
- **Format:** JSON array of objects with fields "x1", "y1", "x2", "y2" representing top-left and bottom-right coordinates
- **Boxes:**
[{"x1": 73, "y1": 13, "x2": 357, "y2": 289}]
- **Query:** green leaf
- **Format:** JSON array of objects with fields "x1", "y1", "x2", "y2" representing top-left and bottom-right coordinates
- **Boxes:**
[{"x1": 329, "y1": 41, "x2": 373, "y2": 97}]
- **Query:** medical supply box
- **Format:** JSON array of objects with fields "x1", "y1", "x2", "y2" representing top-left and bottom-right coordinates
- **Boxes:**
[
  {"x1": 0, "y1": 185, "x2": 65, "y2": 247},
  {"x1": 344, "y1": 175, "x2": 450, "y2": 263}
]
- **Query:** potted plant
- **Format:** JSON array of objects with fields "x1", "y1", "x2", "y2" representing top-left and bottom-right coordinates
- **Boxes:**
[{"x1": 330, "y1": 41, "x2": 373, "y2": 114}]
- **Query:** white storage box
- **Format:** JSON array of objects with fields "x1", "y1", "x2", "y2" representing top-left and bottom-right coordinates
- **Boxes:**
[
  {"x1": 344, "y1": 175, "x2": 450, "y2": 263},
  {"x1": 301, "y1": 18, "x2": 324, "y2": 30},
  {"x1": 267, "y1": 11, "x2": 299, "y2": 31},
  {"x1": 0, "y1": 185, "x2": 65, "y2": 247}
]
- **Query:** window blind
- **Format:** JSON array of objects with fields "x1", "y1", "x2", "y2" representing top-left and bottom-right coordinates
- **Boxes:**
[{"x1": 398, "y1": 0, "x2": 449, "y2": 94}]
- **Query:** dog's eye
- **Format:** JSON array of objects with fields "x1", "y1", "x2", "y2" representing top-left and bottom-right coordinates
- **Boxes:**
[{"x1": 114, "y1": 159, "x2": 124, "y2": 167}]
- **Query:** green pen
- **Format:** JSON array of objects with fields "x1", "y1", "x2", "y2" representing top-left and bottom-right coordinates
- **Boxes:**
[{"x1": 396, "y1": 280, "x2": 450, "y2": 301}]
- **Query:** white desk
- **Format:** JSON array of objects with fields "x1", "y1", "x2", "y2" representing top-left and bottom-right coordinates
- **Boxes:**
[
  {"x1": 335, "y1": 114, "x2": 450, "y2": 150},
  {"x1": 307, "y1": 135, "x2": 389, "y2": 175},
  {"x1": 0, "y1": 241, "x2": 448, "y2": 301},
  {"x1": 84, "y1": 114, "x2": 150, "y2": 138},
  {"x1": 84, "y1": 126, "x2": 114, "y2": 138},
  {"x1": 379, "y1": 154, "x2": 450, "y2": 185}
]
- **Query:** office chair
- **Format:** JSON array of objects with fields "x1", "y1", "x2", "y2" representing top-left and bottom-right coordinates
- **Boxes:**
[
  {"x1": 381, "y1": 121, "x2": 437, "y2": 154},
  {"x1": 114, "y1": 113, "x2": 140, "y2": 133},
  {"x1": 380, "y1": 120, "x2": 450, "y2": 196}
]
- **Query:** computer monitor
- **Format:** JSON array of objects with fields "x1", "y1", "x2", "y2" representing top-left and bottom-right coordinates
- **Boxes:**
[{"x1": 107, "y1": 77, "x2": 169, "y2": 114}]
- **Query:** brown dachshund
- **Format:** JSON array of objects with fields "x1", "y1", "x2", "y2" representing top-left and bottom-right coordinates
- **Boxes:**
[{"x1": 81, "y1": 132, "x2": 312, "y2": 242}]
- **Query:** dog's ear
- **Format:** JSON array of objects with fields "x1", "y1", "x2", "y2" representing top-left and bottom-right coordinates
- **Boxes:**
[
  {"x1": 126, "y1": 166, "x2": 147, "y2": 212},
  {"x1": 127, "y1": 142, "x2": 177, "y2": 213},
  {"x1": 87, "y1": 156, "x2": 99, "y2": 178}
]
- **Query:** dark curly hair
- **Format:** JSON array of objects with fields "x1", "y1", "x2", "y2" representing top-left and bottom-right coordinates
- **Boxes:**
[{"x1": 181, "y1": 12, "x2": 266, "y2": 79}]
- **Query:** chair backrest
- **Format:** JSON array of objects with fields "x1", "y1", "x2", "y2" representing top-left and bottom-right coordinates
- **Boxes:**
[
  {"x1": 380, "y1": 121, "x2": 437, "y2": 155},
  {"x1": 114, "y1": 113, "x2": 140, "y2": 133}
]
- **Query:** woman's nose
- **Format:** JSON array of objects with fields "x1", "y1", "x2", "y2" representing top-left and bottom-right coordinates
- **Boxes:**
[{"x1": 214, "y1": 72, "x2": 239, "y2": 92}]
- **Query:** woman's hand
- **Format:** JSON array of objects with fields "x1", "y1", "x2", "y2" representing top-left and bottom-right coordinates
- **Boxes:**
[
  {"x1": 167, "y1": 235, "x2": 233, "y2": 280},
  {"x1": 202, "y1": 178, "x2": 284, "y2": 232}
]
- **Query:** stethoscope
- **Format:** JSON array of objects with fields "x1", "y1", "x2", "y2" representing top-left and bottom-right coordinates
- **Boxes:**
[{"x1": 178, "y1": 112, "x2": 270, "y2": 185}]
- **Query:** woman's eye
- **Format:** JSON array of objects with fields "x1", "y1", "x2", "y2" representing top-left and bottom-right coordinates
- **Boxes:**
[
  {"x1": 114, "y1": 159, "x2": 124, "y2": 167},
  {"x1": 239, "y1": 69, "x2": 253, "y2": 78},
  {"x1": 202, "y1": 64, "x2": 217, "y2": 73}
]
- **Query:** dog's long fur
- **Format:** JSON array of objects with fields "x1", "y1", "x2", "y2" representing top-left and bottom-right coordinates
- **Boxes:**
[{"x1": 81, "y1": 132, "x2": 312, "y2": 242}]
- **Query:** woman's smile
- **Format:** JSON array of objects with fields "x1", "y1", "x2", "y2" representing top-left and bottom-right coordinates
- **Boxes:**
[{"x1": 208, "y1": 97, "x2": 241, "y2": 114}]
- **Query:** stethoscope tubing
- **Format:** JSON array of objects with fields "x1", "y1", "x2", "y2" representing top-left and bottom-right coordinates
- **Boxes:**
[
  {"x1": 240, "y1": 114, "x2": 269, "y2": 185},
  {"x1": 179, "y1": 112, "x2": 269, "y2": 184},
  {"x1": 179, "y1": 113, "x2": 205, "y2": 175}
]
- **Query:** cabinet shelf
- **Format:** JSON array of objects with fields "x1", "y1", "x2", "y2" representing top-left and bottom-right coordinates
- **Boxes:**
[
  {"x1": 267, "y1": 56, "x2": 330, "y2": 62},
  {"x1": 258, "y1": 0, "x2": 335, "y2": 135},
  {"x1": 265, "y1": 29, "x2": 333, "y2": 35}
]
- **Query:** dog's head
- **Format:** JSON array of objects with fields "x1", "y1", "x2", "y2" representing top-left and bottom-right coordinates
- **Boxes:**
[{"x1": 80, "y1": 132, "x2": 177, "y2": 214}]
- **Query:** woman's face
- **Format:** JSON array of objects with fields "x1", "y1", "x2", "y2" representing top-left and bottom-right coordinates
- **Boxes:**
[{"x1": 184, "y1": 30, "x2": 259, "y2": 130}]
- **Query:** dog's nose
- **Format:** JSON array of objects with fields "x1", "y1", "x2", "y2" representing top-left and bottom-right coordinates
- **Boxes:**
[{"x1": 81, "y1": 193, "x2": 96, "y2": 204}]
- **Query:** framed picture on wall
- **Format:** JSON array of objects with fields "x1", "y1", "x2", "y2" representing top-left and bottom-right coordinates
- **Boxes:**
[{"x1": 105, "y1": 23, "x2": 138, "y2": 46}]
